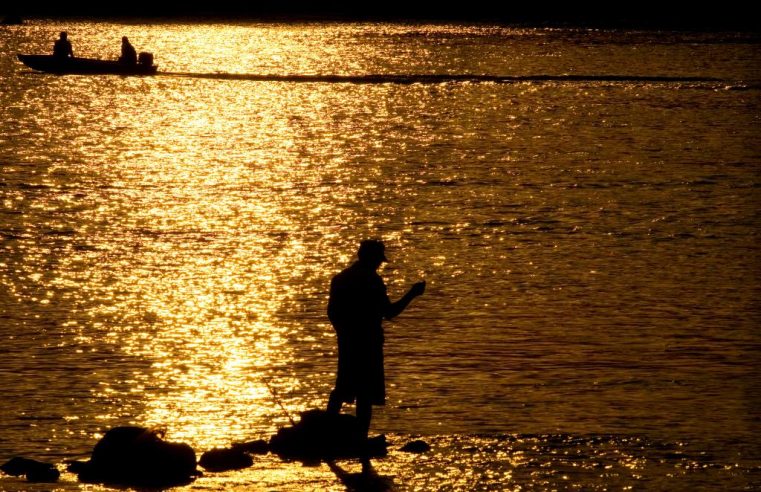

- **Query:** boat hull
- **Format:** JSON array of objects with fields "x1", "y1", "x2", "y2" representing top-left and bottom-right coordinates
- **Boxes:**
[{"x1": 17, "y1": 54, "x2": 157, "y2": 75}]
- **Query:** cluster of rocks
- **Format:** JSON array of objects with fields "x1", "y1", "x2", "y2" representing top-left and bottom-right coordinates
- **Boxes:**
[
  {"x1": 270, "y1": 409, "x2": 389, "y2": 461},
  {"x1": 198, "y1": 439, "x2": 268, "y2": 472},
  {"x1": 72, "y1": 426, "x2": 198, "y2": 486},
  {"x1": 1, "y1": 410, "x2": 429, "y2": 486},
  {"x1": 0, "y1": 457, "x2": 60, "y2": 483}
]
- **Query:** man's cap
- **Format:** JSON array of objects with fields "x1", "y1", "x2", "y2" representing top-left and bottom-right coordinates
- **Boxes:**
[{"x1": 357, "y1": 239, "x2": 387, "y2": 262}]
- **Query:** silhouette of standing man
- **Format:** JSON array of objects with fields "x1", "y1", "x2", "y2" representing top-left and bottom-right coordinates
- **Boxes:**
[{"x1": 326, "y1": 240, "x2": 425, "y2": 444}]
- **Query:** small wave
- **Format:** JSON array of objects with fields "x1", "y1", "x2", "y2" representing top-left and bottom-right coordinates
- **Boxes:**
[
  {"x1": 43, "y1": 229, "x2": 77, "y2": 236},
  {"x1": 18, "y1": 182, "x2": 52, "y2": 189},
  {"x1": 425, "y1": 179, "x2": 459, "y2": 186},
  {"x1": 725, "y1": 83, "x2": 761, "y2": 91}
]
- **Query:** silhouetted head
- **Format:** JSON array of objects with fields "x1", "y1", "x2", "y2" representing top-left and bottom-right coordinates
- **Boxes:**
[
  {"x1": 59, "y1": 32, "x2": 67, "y2": 40},
  {"x1": 357, "y1": 240, "x2": 387, "y2": 266},
  {"x1": 122, "y1": 36, "x2": 129, "y2": 43}
]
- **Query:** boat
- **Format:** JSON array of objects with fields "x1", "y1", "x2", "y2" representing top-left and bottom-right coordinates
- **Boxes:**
[{"x1": 17, "y1": 54, "x2": 158, "y2": 75}]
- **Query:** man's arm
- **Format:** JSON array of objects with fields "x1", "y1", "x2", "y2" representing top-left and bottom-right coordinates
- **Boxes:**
[{"x1": 384, "y1": 281, "x2": 425, "y2": 320}]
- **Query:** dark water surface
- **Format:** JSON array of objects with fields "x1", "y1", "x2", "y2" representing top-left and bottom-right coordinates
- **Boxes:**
[{"x1": 1, "y1": 21, "x2": 760, "y2": 490}]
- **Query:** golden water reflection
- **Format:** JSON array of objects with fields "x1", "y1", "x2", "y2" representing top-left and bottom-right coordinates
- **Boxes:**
[
  {"x1": 79, "y1": 78, "x2": 344, "y2": 451},
  {"x1": 97, "y1": 187, "x2": 310, "y2": 451},
  {"x1": 2, "y1": 21, "x2": 760, "y2": 491}
]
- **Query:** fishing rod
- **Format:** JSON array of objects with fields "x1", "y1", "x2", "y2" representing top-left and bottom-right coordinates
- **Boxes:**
[{"x1": 263, "y1": 377, "x2": 296, "y2": 427}]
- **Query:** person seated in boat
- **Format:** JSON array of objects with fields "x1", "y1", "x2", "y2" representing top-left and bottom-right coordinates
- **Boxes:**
[
  {"x1": 53, "y1": 32, "x2": 73, "y2": 59},
  {"x1": 119, "y1": 36, "x2": 137, "y2": 65}
]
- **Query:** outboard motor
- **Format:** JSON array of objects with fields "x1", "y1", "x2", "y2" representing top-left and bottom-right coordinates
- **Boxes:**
[{"x1": 138, "y1": 52, "x2": 154, "y2": 66}]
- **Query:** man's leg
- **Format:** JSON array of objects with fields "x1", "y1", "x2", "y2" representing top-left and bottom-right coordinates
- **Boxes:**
[
  {"x1": 356, "y1": 396, "x2": 372, "y2": 439},
  {"x1": 356, "y1": 396, "x2": 373, "y2": 472},
  {"x1": 327, "y1": 389, "x2": 342, "y2": 414}
]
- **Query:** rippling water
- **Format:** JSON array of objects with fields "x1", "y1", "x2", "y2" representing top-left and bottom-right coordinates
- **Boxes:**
[{"x1": 1, "y1": 21, "x2": 760, "y2": 490}]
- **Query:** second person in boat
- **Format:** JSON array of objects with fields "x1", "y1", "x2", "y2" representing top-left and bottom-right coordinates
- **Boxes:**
[{"x1": 119, "y1": 36, "x2": 137, "y2": 65}]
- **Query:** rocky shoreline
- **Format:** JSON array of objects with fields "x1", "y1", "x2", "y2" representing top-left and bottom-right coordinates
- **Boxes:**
[{"x1": 1, "y1": 410, "x2": 429, "y2": 487}]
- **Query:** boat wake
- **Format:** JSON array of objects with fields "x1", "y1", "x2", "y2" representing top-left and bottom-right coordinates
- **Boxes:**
[{"x1": 160, "y1": 72, "x2": 729, "y2": 85}]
